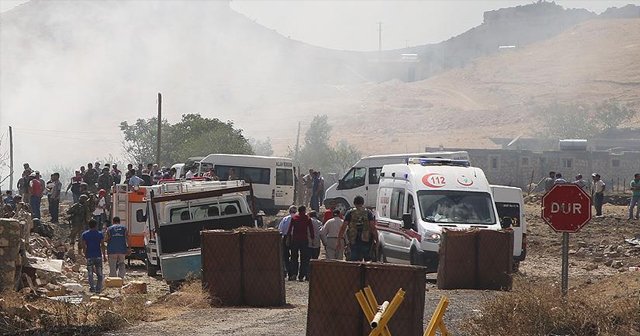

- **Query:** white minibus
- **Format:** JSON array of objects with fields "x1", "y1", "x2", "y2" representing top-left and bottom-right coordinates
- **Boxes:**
[{"x1": 198, "y1": 154, "x2": 294, "y2": 214}]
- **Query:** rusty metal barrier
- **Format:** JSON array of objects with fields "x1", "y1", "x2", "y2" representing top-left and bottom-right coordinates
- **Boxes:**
[
  {"x1": 364, "y1": 263, "x2": 426, "y2": 335},
  {"x1": 307, "y1": 260, "x2": 427, "y2": 336},
  {"x1": 307, "y1": 260, "x2": 365, "y2": 336},
  {"x1": 437, "y1": 229, "x2": 479, "y2": 289},
  {"x1": 477, "y1": 229, "x2": 513, "y2": 290},
  {"x1": 201, "y1": 228, "x2": 285, "y2": 307},
  {"x1": 201, "y1": 230, "x2": 243, "y2": 306},
  {"x1": 242, "y1": 229, "x2": 285, "y2": 306}
]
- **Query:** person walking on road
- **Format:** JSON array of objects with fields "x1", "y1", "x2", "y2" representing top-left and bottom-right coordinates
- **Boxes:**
[
  {"x1": 278, "y1": 205, "x2": 297, "y2": 278},
  {"x1": 68, "y1": 194, "x2": 90, "y2": 249},
  {"x1": 105, "y1": 216, "x2": 129, "y2": 279},
  {"x1": 286, "y1": 205, "x2": 314, "y2": 282},
  {"x1": 629, "y1": 173, "x2": 640, "y2": 220},
  {"x1": 573, "y1": 174, "x2": 588, "y2": 192},
  {"x1": 320, "y1": 209, "x2": 345, "y2": 260},
  {"x1": 337, "y1": 196, "x2": 378, "y2": 261},
  {"x1": 591, "y1": 173, "x2": 606, "y2": 217},
  {"x1": 308, "y1": 211, "x2": 322, "y2": 260},
  {"x1": 80, "y1": 219, "x2": 106, "y2": 293},
  {"x1": 47, "y1": 173, "x2": 62, "y2": 224}
]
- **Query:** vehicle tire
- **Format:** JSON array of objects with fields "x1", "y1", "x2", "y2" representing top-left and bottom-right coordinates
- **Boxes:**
[
  {"x1": 334, "y1": 199, "x2": 350, "y2": 214},
  {"x1": 146, "y1": 258, "x2": 159, "y2": 277},
  {"x1": 409, "y1": 247, "x2": 421, "y2": 266},
  {"x1": 377, "y1": 244, "x2": 387, "y2": 263}
]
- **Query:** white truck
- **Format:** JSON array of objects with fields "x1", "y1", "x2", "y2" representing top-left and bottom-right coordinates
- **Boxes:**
[
  {"x1": 323, "y1": 151, "x2": 470, "y2": 213},
  {"x1": 142, "y1": 180, "x2": 256, "y2": 282},
  {"x1": 375, "y1": 158, "x2": 526, "y2": 272}
]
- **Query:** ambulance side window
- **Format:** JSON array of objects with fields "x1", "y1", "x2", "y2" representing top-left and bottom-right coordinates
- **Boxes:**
[
  {"x1": 389, "y1": 188, "x2": 405, "y2": 220},
  {"x1": 407, "y1": 194, "x2": 417, "y2": 230}
]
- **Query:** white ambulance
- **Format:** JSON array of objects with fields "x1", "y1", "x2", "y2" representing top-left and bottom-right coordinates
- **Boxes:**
[
  {"x1": 323, "y1": 151, "x2": 470, "y2": 213},
  {"x1": 375, "y1": 158, "x2": 526, "y2": 272}
]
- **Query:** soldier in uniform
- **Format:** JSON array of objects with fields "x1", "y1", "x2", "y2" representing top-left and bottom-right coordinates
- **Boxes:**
[
  {"x1": 337, "y1": 195, "x2": 378, "y2": 262},
  {"x1": 68, "y1": 194, "x2": 91, "y2": 249}
]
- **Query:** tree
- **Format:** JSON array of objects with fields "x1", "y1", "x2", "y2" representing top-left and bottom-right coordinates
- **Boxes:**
[
  {"x1": 539, "y1": 100, "x2": 637, "y2": 138},
  {"x1": 594, "y1": 100, "x2": 637, "y2": 133},
  {"x1": 291, "y1": 114, "x2": 361, "y2": 176},
  {"x1": 120, "y1": 114, "x2": 253, "y2": 166},
  {"x1": 249, "y1": 138, "x2": 274, "y2": 156},
  {"x1": 119, "y1": 117, "x2": 170, "y2": 165}
]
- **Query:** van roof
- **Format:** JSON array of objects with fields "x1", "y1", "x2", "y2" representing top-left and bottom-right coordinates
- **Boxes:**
[
  {"x1": 201, "y1": 154, "x2": 291, "y2": 161},
  {"x1": 362, "y1": 151, "x2": 469, "y2": 161}
]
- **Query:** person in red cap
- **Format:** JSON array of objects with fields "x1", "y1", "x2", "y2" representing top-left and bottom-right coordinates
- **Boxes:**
[{"x1": 93, "y1": 189, "x2": 108, "y2": 230}]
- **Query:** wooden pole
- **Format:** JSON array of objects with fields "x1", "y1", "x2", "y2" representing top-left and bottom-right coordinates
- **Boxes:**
[
  {"x1": 9, "y1": 126, "x2": 14, "y2": 192},
  {"x1": 156, "y1": 93, "x2": 162, "y2": 165}
]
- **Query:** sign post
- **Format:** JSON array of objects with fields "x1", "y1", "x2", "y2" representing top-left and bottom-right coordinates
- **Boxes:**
[{"x1": 541, "y1": 184, "x2": 592, "y2": 296}]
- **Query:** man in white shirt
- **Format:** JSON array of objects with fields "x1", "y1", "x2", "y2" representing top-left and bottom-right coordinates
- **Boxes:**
[
  {"x1": 591, "y1": 173, "x2": 605, "y2": 217},
  {"x1": 185, "y1": 167, "x2": 197, "y2": 179},
  {"x1": 320, "y1": 209, "x2": 345, "y2": 260},
  {"x1": 278, "y1": 205, "x2": 297, "y2": 278}
]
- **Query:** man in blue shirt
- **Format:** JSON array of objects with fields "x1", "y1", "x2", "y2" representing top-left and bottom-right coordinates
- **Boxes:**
[
  {"x1": 106, "y1": 216, "x2": 129, "y2": 278},
  {"x1": 80, "y1": 219, "x2": 106, "y2": 293},
  {"x1": 278, "y1": 205, "x2": 297, "y2": 278}
]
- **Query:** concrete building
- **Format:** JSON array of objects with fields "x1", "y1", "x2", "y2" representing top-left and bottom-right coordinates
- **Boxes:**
[{"x1": 427, "y1": 143, "x2": 640, "y2": 192}]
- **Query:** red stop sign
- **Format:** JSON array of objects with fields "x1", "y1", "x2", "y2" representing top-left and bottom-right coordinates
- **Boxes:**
[{"x1": 542, "y1": 184, "x2": 592, "y2": 233}]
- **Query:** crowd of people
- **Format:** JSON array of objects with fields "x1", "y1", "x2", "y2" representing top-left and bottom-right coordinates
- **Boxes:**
[
  {"x1": 2, "y1": 161, "x2": 168, "y2": 294},
  {"x1": 297, "y1": 168, "x2": 325, "y2": 213},
  {"x1": 542, "y1": 170, "x2": 640, "y2": 219},
  {"x1": 277, "y1": 195, "x2": 378, "y2": 281}
]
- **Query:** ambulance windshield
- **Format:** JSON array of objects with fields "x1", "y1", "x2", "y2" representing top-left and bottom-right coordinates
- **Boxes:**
[{"x1": 417, "y1": 190, "x2": 495, "y2": 224}]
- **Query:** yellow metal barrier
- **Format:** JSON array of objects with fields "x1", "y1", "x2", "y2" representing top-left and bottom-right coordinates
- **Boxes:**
[
  {"x1": 424, "y1": 296, "x2": 450, "y2": 336},
  {"x1": 355, "y1": 286, "x2": 405, "y2": 336}
]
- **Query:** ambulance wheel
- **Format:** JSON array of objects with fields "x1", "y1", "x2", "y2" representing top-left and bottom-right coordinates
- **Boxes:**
[{"x1": 146, "y1": 259, "x2": 159, "y2": 277}]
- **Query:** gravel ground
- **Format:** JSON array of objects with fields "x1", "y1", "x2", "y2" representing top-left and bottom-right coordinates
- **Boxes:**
[{"x1": 109, "y1": 203, "x2": 640, "y2": 335}]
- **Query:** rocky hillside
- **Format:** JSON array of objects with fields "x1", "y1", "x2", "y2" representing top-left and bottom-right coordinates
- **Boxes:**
[
  {"x1": 273, "y1": 18, "x2": 640, "y2": 154},
  {"x1": 0, "y1": 1, "x2": 638, "y2": 163}
]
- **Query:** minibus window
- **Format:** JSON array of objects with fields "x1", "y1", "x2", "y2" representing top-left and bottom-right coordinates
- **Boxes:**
[{"x1": 276, "y1": 168, "x2": 294, "y2": 186}]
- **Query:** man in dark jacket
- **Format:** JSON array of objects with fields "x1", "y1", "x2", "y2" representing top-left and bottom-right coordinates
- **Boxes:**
[{"x1": 286, "y1": 205, "x2": 314, "y2": 282}]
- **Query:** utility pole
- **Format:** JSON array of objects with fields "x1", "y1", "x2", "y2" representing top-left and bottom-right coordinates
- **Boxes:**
[
  {"x1": 156, "y1": 93, "x2": 162, "y2": 165},
  {"x1": 9, "y1": 126, "x2": 13, "y2": 192},
  {"x1": 378, "y1": 22, "x2": 383, "y2": 52},
  {"x1": 294, "y1": 121, "x2": 301, "y2": 161}
]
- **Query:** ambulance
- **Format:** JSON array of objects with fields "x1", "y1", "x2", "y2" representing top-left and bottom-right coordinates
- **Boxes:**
[
  {"x1": 111, "y1": 184, "x2": 162, "y2": 262},
  {"x1": 375, "y1": 158, "x2": 526, "y2": 272},
  {"x1": 323, "y1": 151, "x2": 470, "y2": 214}
]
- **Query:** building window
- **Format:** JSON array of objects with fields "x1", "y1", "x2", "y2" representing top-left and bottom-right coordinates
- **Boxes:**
[
  {"x1": 489, "y1": 156, "x2": 499, "y2": 170},
  {"x1": 521, "y1": 157, "x2": 530, "y2": 167},
  {"x1": 561, "y1": 158, "x2": 573, "y2": 169},
  {"x1": 612, "y1": 159, "x2": 620, "y2": 168}
]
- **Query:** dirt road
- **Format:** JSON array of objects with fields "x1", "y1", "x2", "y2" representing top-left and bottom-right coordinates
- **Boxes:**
[{"x1": 111, "y1": 203, "x2": 640, "y2": 335}]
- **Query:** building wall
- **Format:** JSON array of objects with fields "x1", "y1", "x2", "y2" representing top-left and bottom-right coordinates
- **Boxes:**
[{"x1": 429, "y1": 147, "x2": 640, "y2": 192}]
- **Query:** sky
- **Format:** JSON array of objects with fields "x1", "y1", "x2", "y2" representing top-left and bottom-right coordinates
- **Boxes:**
[
  {"x1": 0, "y1": 0, "x2": 638, "y2": 191},
  {"x1": 1, "y1": 0, "x2": 639, "y2": 51}
]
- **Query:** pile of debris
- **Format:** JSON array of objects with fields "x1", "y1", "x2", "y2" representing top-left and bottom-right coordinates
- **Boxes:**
[{"x1": 570, "y1": 238, "x2": 640, "y2": 271}]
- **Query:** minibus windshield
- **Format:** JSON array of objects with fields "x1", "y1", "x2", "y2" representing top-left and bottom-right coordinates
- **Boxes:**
[{"x1": 417, "y1": 190, "x2": 495, "y2": 224}]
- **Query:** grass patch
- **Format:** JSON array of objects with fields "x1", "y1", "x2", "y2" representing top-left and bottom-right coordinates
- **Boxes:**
[
  {"x1": 0, "y1": 291, "x2": 150, "y2": 335},
  {"x1": 460, "y1": 275, "x2": 640, "y2": 336}
]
